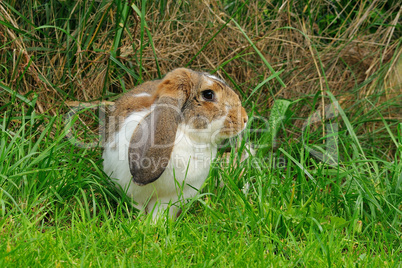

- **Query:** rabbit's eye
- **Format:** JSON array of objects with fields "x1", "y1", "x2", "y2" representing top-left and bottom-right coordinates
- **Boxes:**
[{"x1": 202, "y1": 90, "x2": 215, "y2": 101}]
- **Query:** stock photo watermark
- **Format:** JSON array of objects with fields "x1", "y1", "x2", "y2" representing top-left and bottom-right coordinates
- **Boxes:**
[{"x1": 64, "y1": 101, "x2": 341, "y2": 167}]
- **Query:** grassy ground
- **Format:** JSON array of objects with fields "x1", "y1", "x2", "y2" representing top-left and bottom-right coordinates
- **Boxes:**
[{"x1": 1, "y1": 0, "x2": 401, "y2": 267}]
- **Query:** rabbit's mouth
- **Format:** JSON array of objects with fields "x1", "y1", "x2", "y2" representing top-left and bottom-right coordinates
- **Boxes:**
[
  {"x1": 218, "y1": 127, "x2": 246, "y2": 139},
  {"x1": 219, "y1": 111, "x2": 248, "y2": 138}
]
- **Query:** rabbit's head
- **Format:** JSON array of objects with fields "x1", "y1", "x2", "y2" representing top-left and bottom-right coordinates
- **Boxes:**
[{"x1": 109, "y1": 68, "x2": 248, "y2": 185}]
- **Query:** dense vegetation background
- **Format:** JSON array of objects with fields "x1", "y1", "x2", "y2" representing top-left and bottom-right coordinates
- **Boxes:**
[{"x1": 0, "y1": 0, "x2": 401, "y2": 266}]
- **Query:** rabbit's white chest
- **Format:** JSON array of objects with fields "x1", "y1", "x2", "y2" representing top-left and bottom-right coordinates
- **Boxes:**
[
  {"x1": 135, "y1": 125, "x2": 217, "y2": 204},
  {"x1": 159, "y1": 126, "x2": 217, "y2": 190},
  {"x1": 103, "y1": 111, "x2": 217, "y2": 212}
]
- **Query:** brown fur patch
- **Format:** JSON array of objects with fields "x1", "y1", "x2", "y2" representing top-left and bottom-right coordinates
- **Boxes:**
[{"x1": 156, "y1": 68, "x2": 195, "y2": 104}]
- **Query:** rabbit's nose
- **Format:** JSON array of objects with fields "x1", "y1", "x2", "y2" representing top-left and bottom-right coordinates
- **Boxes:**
[
  {"x1": 241, "y1": 108, "x2": 248, "y2": 126},
  {"x1": 243, "y1": 116, "x2": 248, "y2": 125}
]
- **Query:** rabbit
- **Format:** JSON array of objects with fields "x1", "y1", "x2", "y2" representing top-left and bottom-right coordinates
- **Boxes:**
[{"x1": 102, "y1": 68, "x2": 248, "y2": 221}]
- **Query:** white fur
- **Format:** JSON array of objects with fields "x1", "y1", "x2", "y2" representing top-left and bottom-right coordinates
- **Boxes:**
[
  {"x1": 132, "y1": 93, "x2": 151, "y2": 98},
  {"x1": 204, "y1": 77, "x2": 214, "y2": 87},
  {"x1": 204, "y1": 74, "x2": 225, "y2": 84},
  {"x1": 103, "y1": 108, "x2": 220, "y2": 221}
]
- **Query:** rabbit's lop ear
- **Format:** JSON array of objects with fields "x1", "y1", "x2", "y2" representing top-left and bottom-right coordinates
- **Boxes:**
[{"x1": 128, "y1": 68, "x2": 194, "y2": 186}]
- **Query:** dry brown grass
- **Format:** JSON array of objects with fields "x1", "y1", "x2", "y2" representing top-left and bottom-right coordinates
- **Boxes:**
[{"x1": 1, "y1": 1, "x2": 401, "y2": 122}]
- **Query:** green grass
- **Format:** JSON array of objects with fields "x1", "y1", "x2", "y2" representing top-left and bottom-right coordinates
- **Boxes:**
[
  {"x1": 0, "y1": 98, "x2": 400, "y2": 266},
  {"x1": 1, "y1": 0, "x2": 401, "y2": 266}
]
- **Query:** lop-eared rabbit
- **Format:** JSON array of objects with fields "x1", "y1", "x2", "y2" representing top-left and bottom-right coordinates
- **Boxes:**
[{"x1": 103, "y1": 68, "x2": 248, "y2": 221}]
